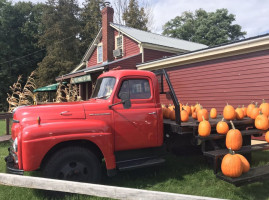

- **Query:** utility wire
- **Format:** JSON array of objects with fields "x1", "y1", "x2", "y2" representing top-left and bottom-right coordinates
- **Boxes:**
[{"x1": 0, "y1": 34, "x2": 76, "y2": 66}]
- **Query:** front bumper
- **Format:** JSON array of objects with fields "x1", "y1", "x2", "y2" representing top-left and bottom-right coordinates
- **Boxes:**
[{"x1": 5, "y1": 147, "x2": 24, "y2": 175}]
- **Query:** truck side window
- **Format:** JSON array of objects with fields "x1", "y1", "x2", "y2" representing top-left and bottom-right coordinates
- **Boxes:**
[{"x1": 118, "y1": 79, "x2": 151, "y2": 99}]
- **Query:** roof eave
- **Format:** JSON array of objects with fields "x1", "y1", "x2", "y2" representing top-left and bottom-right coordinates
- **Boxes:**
[{"x1": 137, "y1": 35, "x2": 269, "y2": 71}]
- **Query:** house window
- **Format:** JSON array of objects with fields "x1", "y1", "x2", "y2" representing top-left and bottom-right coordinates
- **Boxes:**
[
  {"x1": 97, "y1": 43, "x2": 103, "y2": 63},
  {"x1": 115, "y1": 35, "x2": 123, "y2": 49}
]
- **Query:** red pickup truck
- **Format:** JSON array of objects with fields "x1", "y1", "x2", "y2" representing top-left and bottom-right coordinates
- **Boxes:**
[{"x1": 5, "y1": 69, "x2": 269, "y2": 186}]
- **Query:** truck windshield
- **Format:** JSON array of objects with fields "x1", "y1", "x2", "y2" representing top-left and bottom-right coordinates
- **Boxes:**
[{"x1": 91, "y1": 77, "x2": 116, "y2": 99}]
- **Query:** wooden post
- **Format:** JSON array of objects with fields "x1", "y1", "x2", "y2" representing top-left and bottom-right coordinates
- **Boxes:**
[{"x1": 0, "y1": 173, "x2": 223, "y2": 200}]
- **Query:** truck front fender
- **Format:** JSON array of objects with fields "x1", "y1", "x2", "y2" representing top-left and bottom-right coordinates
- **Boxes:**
[{"x1": 21, "y1": 120, "x2": 115, "y2": 171}]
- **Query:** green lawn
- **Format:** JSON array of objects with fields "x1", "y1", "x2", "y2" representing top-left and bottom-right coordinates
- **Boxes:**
[
  {"x1": 1, "y1": 140, "x2": 269, "y2": 200},
  {"x1": 0, "y1": 119, "x2": 12, "y2": 136}
]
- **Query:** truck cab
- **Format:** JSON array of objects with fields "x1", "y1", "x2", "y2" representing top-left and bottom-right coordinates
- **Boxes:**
[{"x1": 5, "y1": 70, "x2": 164, "y2": 182}]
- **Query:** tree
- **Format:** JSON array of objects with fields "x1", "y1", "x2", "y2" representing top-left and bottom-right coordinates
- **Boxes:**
[
  {"x1": 162, "y1": 9, "x2": 246, "y2": 46},
  {"x1": 36, "y1": 0, "x2": 81, "y2": 87},
  {"x1": 122, "y1": 0, "x2": 149, "y2": 31},
  {"x1": 79, "y1": 0, "x2": 105, "y2": 55},
  {"x1": 0, "y1": 0, "x2": 44, "y2": 111}
]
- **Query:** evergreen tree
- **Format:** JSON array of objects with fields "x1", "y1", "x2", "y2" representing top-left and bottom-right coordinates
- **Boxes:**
[
  {"x1": 0, "y1": 0, "x2": 44, "y2": 111},
  {"x1": 36, "y1": 0, "x2": 81, "y2": 87},
  {"x1": 79, "y1": 0, "x2": 105, "y2": 55},
  {"x1": 122, "y1": 0, "x2": 148, "y2": 31},
  {"x1": 162, "y1": 9, "x2": 246, "y2": 46}
]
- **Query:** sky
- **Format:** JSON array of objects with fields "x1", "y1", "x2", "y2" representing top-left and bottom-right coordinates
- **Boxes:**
[{"x1": 13, "y1": 0, "x2": 269, "y2": 38}]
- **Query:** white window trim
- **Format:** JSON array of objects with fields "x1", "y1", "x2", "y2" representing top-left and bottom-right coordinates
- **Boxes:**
[
  {"x1": 115, "y1": 35, "x2": 123, "y2": 50},
  {"x1": 97, "y1": 42, "x2": 103, "y2": 63}
]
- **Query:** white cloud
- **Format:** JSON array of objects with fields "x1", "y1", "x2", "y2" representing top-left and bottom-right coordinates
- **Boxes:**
[{"x1": 148, "y1": 0, "x2": 269, "y2": 37}]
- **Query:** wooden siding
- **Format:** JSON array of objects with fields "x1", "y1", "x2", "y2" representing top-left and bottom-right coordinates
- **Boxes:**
[
  {"x1": 160, "y1": 49, "x2": 269, "y2": 112},
  {"x1": 109, "y1": 54, "x2": 142, "y2": 70},
  {"x1": 114, "y1": 30, "x2": 140, "y2": 59},
  {"x1": 87, "y1": 46, "x2": 99, "y2": 67},
  {"x1": 144, "y1": 49, "x2": 175, "y2": 63}
]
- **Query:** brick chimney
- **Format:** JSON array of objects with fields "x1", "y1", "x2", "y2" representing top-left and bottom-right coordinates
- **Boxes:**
[{"x1": 101, "y1": 4, "x2": 114, "y2": 62}]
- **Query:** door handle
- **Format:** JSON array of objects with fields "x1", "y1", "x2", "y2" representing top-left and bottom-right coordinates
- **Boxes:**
[
  {"x1": 60, "y1": 111, "x2": 72, "y2": 116},
  {"x1": 148, "y1": 112, "x2": 156, "y2": 115}
]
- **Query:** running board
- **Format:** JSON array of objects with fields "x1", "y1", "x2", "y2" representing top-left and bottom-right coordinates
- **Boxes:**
[
  {"x1": 116, "y1": 157, "x2": 165, "y2": 171},
  {"x1": 217, "y1": 164, "x2": 269, "y2": 186}
]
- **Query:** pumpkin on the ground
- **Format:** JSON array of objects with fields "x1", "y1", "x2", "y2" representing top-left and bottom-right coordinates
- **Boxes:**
[
  {"x1": 221, "y1": 149, "x2": 243, "y2": 178},
  {"x1": 223, "y1": 103, "x2": 235, "y2": 120},
  {"x1": 198, "y1": 116, "x2": 211, "y2": 137},
  {"x1": 255, "y1": 112, "x2": 269, "y2": 130},
  {"x1": 226, "y1": 120, "x2": 242, "y2": 151},
  {"x1": 259, "y1": 99, "x2": 269, "y2": 117},
  {"x1": 236, "y1": 154, "x2": 250, "y2": 173},
  {"x1": 216, "y1": 118, "x2": 229, "y2": 135},
  {"x1": 265, "y1": 131, "x2": 269, "y2": 143},
  {"x1": 210, "y1": 108, "x2": 217, "y2": 119}
]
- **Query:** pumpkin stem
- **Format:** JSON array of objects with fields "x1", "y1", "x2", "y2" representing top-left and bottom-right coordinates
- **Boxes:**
[
  {"x1": 262, "y1": 99, "x2": 265, "y2": 103},
  {"x1": 228, "y1": 148, "x2": 235, "y2": 155},
  {"x1": 242, "y1": 105, "x2": 245, "y2": 108},
  {"x1": 230, "y1": 120, "x2": 235, "y2": 130},
  {"x1": 202, "y1": 116, "x2": 205, "y2": 121},
  {"x1": 255, "y1": 102, "x2": 258, "y2": 108},
  {"x1": 221, "y1": 118, "x2": 225, "y2": 122},
  {"x1": 226, "y1": 102, "x2": 229, "y2": 106},
  {"x1": 186, "y1": 103, "x2": 188, "y2": 106}
]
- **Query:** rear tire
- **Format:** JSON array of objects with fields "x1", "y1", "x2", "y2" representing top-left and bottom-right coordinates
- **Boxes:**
[{"x1": 42, "y1": 146, "x2": 101, "y2": 183}]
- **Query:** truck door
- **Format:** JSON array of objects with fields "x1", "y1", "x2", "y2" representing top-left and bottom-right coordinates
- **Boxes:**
[{"x1": 113, "y1": 77, "x2": 158, "y2": 151}]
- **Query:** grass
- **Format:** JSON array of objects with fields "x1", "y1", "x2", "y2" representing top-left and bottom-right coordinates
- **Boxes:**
[
  {"x1": 0, "y1": 119, "x2": 12, "y2": 136},
  {"x1": 1, "y1": 140, "x2": 269, "y2": 200}
]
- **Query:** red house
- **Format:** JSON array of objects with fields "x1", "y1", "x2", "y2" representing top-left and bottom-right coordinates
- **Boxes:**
[{"x1": 56, "y1": 4, "x2": 207, "y2": 100}]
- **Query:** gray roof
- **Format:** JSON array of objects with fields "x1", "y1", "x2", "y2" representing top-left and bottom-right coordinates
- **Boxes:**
[{"x1": 110, "y1": 23, "x2": 208, "y2": 51}]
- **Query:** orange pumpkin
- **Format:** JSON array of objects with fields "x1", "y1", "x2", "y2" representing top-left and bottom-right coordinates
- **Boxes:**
[
  {"x1": 181, "y1": 108, "x2": 189, "y2": 122},
  {"x1": 169, "y1": 109, "x2": 175, "y2": 121},
  {"x1": 235, "y1": 106, "x2": 244, "y2": 120},
  {"x1": 250, "y1": 102, "x2": 260, "y2": 119},
  {"x1": 236, "y1": 154, "x2": 250, "y2": 173},
  {"x1": 191, "y1": 105, "x2": 195, "y2": 114},
  {"x1": 168, "y1": 104, "x2": 174, "y2": 111},
  {"x1": 255, "y1": 112, "x2": 269, "y2": 130},
  {"x1": 242, "y1": 105, "x2": 247, "y2": 117},
  {"x1": 163, "y1": 107, "x2": 171, "y2": 119},
  {"x1": 195, "y1": 103, "x2": 202, "y2": 113},
  {"x1": 183, "y1": 103, "x2": 191, "y2": 116},
  {"x1": 259, "y1": 99, "x2": 269, "y2": 117},
  {"x1": 197, "y1": 107, "x2": 209, "y2": 122},
  {"x1": 192, "y1": 112, "x2": 197, "y2": 120},
  {"x1": 221, "y1": 150, "x2": 243, "y2": 178},
  {"x1": 210, "y1": 108, "x2": 217, "y2": 119},
  {"x1": 265, "y1": 131, "x2": 269, "y2": 143},
  {"x1": 226, "y1": 121, "x2": 242, "y2": 151},
  {"x1": 223, "y1": 103, "x2": 235, "y2": 120},
  {"x1": 247, "y1": 101, "x2": 255, "y2": 118},
  {"x1": 198, "y1": 116, "x2": 211, "y2": 137},
  {"x1": 216, "y1": 118, "x2": 229, "y2": 135}
]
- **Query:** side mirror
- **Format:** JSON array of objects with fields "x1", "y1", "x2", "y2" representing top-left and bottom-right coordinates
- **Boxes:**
[{"x1": 119, "y1": 92, "x2": 131, "y2": 109}]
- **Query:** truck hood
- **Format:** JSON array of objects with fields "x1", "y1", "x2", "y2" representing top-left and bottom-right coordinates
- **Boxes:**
[{"x1": 13, "y1": 102, "x2": 86, "y2": 126}]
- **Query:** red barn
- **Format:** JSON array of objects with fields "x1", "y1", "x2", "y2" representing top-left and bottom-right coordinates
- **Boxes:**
[
  {"x1": 56, "y1": 5, "x2": 206, "y2": 100},
  {"x1": 137, "y1": 34, "x2": 269, "y2": 112}
]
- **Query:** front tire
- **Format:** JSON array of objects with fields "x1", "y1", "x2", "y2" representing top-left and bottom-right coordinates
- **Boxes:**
[{"x1": 42, "y1": 146, "x2": 101, "y2": 183}]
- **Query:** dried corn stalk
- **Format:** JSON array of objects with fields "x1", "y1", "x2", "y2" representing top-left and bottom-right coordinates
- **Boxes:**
[
  {"x1": 55, "y1": 81, "x2": 68, "y2": 103},
  {"x1": 6, "y1": 72, "x2": 36, "y2": 112}
]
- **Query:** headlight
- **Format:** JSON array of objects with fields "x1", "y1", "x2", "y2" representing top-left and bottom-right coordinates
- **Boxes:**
[{"x1": 13, "y1": 137, "x2": 18, "y2": 152}]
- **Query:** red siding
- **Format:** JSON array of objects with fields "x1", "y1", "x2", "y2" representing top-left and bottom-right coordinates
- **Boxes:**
[
  {"x1": 114, "y1": 30, "x2": 140, "y2": 59},
  {"x1": 160, "y1": 50, "x2": 269, "y2": 112},
  {"x1": 144, "y1": 49, "x2": 175, "y2": 62},
  {"x1": 109, "y1": 54, "x2": 142, "y2": 70},
  {"x1": 87, "y1": 46, "x2": 98, "y2": 67}
]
